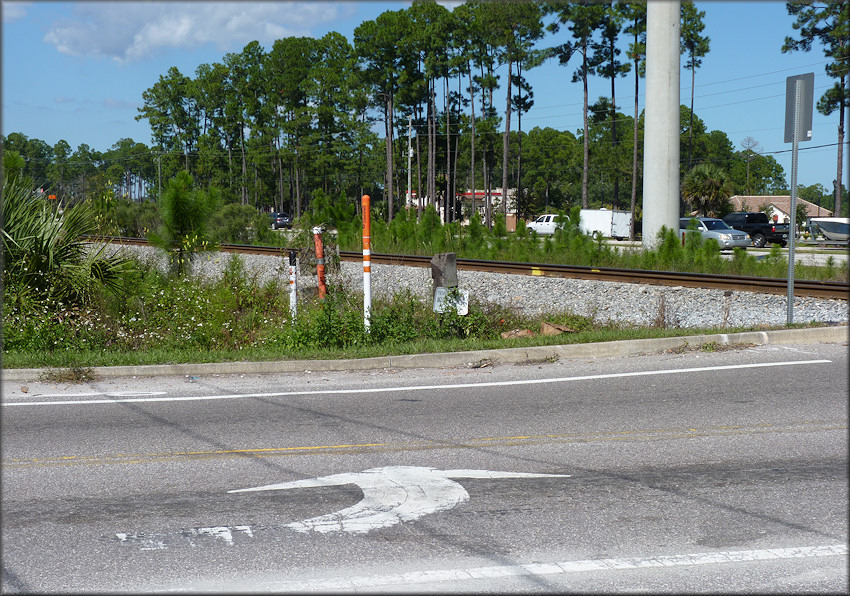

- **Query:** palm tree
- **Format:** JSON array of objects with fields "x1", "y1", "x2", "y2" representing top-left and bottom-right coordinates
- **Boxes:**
[
  {"x1": 1, "y1": 175, "x2": 135, "y2": 307},
  {"x1": 680, "y1": 163, "x2": 733, "y2": 217}
]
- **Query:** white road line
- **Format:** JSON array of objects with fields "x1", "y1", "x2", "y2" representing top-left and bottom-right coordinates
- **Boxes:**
[
  {"x1": 240, "y1": 544, "x2": 848, "y2": 592},
  {"x1": 11, "y1": 391, "x2": 168, "y2": 398},
  {"x1": 2, "y1": 359, "x2": 831, "y2": 408}
]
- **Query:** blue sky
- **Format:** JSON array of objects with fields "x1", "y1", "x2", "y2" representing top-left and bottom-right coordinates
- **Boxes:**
[{"x1": 2, "y1": 1, "x2": 847, "y2": 193}]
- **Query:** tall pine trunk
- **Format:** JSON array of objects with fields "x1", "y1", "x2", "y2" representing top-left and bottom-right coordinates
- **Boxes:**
[
  {"x1": 581, "y1": 49, "x2": 590, "y2": 209},
  {"x1": 385, "y1": 93, "x2": 394, "y2": 222},
  {"x1": 610, "y1": 44, "x2": 619, "y2": 210},
  {"x1": 501, "y1": 60, "x2": 513, "y2": 222},
  {"x1": 446, "y1": 77, "x2": 451, "y2": 223},
  {"x1": 630, "y1": 48, "x2": 640, "y2": 240},
  {"x1": 468, "y1": 65, "x2": 476, "y2": 221},
  {"x1": 836, "y1": 74, "x2": 845, "y2": 217}
]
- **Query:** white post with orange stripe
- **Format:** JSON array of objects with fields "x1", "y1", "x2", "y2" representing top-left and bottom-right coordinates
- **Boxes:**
[
  {"x1": 362, "y1": 194, "x2": 372, "y2": 332},
  {"x1": 288, "y1": 249, "x2": 297, "y2": 323}
]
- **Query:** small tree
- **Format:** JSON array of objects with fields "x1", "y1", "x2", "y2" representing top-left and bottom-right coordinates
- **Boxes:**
[
  {"x1": 148, "y1": 171, "x2": 221, "y2": 276},
  {"x1": 681, "y1": 163, "x2": 733, "y2": 217}
]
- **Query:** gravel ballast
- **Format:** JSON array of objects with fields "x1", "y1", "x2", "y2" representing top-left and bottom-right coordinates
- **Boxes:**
[{"x1": 121, "y1": 245, "x2": 849, "y2": 330}]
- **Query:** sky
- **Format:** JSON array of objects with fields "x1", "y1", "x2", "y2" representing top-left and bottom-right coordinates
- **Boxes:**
[{"x1": 2, "y1": 0, "x2": 847, "y2": 194}]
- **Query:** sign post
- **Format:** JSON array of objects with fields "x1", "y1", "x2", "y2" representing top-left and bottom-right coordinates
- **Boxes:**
[{"x1": 784, "y1": 73, "x2": 814, "y2": 325}]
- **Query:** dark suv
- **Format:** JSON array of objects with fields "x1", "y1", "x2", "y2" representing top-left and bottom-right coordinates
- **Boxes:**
[{"x1": 269, "y1": 212, "x2": 292, "y2": 230}]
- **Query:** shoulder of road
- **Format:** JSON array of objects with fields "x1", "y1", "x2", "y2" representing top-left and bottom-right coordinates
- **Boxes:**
[{"x1": 3, "y1": 326, "x2": 847, "y2": 381}]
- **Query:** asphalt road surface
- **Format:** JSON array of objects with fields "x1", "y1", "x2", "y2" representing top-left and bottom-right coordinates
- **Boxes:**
[{"x1": 2, "y1": 342, "x2": 847, "y2": 593}]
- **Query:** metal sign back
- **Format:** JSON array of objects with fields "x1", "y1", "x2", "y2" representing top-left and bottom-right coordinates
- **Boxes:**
[{"x1": 784, "y1": 73, "x2": 814, "y2": 143}]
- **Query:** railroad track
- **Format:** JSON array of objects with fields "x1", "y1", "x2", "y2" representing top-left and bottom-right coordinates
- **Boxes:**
[{"x1": 95, "y1": 237, "x2": 849, "y2": 300}]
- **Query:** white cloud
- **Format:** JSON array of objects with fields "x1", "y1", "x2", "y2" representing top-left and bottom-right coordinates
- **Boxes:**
[
  {"x1": 42, "y1": 1, "x2": 346, "y2": 63},
  {"x1": 103, "y1": 98, "x2": 139, "y2": 110},
  {"x1": 51, "y1": 96, "x2": 138, "y2": 110},
  {"x1": 2, "y1": 1, "x2": 30, "y2": 23}
]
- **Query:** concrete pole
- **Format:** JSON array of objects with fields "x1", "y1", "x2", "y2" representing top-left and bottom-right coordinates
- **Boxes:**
[{"x1": 642, "y1": 1, "x2": 681, "y2": 249}]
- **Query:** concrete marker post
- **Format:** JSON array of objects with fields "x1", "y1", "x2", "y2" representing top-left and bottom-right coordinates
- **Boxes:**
[{"x1": 362, "y1": 195, "x2": 372, "y2": 332}]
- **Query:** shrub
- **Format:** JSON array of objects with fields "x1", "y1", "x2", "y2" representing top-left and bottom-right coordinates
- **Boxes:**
[{"x1": 1, "y1": 176, "x2": 136, "y2": 308}]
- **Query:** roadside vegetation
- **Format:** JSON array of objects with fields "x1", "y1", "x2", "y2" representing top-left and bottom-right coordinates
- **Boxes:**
[
  {"x1": 1, "y1": 175, "x2": 845, "y2": 371},
  {"x1": 89, "y1": 185, "x2": 847, "y2": 282}
]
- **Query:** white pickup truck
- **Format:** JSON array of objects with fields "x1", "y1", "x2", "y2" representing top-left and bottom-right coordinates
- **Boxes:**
[{"x1": 526, "y1": 213, "x2": 562, "y2": 235}]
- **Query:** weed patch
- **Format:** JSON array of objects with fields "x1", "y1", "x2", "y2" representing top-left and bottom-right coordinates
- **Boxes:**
[{"x1": 39, "y1": 366, "x2": 96, "y2": 383}]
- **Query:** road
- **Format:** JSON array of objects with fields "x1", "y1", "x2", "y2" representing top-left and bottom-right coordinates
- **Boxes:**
[{"x1": 2, "y1": 342, "x2": 847, "y2": 593}]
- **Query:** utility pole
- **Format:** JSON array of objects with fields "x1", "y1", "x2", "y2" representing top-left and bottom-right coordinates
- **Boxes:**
[{"x1": 642, "y1": 1, "x2": 681, "y2": 249}]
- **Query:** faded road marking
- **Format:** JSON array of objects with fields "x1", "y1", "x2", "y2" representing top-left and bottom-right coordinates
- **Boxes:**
[
  {"x1": 5, "y1": 420, "x2": 844, "y2": 468},
  {"x1": 231, "y1": 544, "x2": 848, "y2": 592}
]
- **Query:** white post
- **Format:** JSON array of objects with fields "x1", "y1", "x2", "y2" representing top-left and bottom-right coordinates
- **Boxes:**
[
  {"x1": 288, "y1": 250, "x2": 297, "y2": 323},
  {"x1": 642, "y1": 0, "x2": 681, "y2": 249},
  {"x1": 408, "y1": 116, "x2": 414, "y2": 214},
  {"x1": 362, "y1": 195, "x2": 372, "y2": 332}
]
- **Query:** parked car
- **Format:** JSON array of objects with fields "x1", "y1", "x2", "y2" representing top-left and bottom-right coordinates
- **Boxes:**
[
  {"x1": 679, "y1": 217, "x2": 751, "y2": 250},
  {"x1": 269, "y1": 212, "x2": 292, "y2": 230},
  {"x1": 721, "y1": 212, "x2": 789, "y2": 248}
]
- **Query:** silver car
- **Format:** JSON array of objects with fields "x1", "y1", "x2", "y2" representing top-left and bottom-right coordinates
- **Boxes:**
[{"x1": 679, "y1": 217, "x2": 751, "y2": 250}]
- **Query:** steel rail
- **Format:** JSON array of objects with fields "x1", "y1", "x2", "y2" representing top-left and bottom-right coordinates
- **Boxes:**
[
  {"x1": 90, "y1": 237, "x2": 848, "y2": 300},
  {"x1": 343, "y1": 253, "x2": 848, "y2": 300}
]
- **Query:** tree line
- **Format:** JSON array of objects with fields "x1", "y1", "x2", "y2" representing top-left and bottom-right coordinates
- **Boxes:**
[{"x1": 2, "y1": 1, "x2": 847, "y2": 224}]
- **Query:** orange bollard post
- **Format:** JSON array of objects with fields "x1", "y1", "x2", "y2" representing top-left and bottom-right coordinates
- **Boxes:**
[{"x1": 312, "y1": 227, "x2": 326, "y2": 299}]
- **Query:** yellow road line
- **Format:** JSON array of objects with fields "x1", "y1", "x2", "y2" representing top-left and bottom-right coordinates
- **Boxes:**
[{"x1": 4, "y1": 421, "x2": 845, "y2": 469}]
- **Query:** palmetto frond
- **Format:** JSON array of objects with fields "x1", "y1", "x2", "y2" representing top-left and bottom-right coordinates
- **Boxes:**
[{"x1": 2, "y1": 176, "x2": 136, "y2": 305}]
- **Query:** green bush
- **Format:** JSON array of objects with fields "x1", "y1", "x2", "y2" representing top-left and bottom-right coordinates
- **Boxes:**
[
  {"x1": 369, "y1": 289, "x2": 424, "y2": 344},
  {"x1": 1, "y1": 176, "x2": 136, "y2": 307},
  {"x1": 209, "y1": 203, "x2": 269, "y2": 245}
]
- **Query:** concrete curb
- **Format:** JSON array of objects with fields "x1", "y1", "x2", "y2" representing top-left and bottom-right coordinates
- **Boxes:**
[{"x1": 3, "y1": 326, "x2": 847, "y2": 382}]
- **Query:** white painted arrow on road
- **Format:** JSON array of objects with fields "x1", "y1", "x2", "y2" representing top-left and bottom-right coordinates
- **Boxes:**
[{"x1": 229, "y1": 465, "x2": 570, "y2": 534}]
